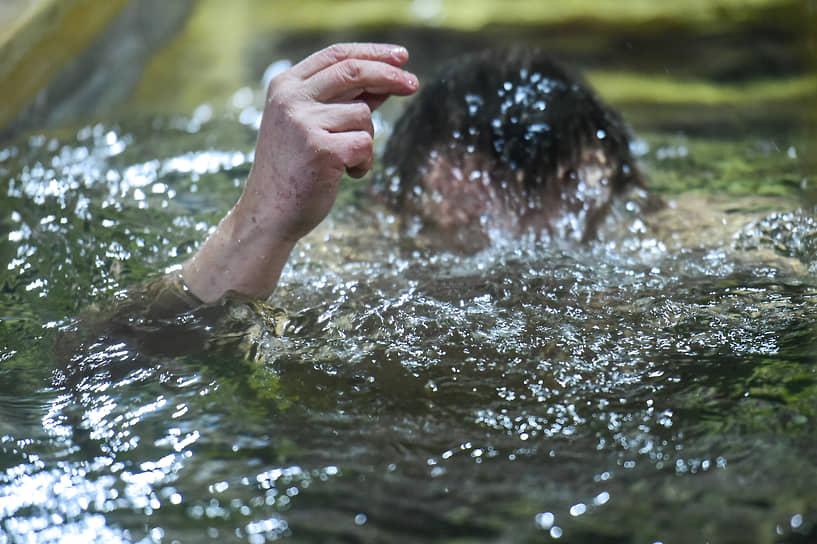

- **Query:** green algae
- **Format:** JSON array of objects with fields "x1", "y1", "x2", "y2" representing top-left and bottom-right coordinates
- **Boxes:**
[
  {"x1": 123, "y1": 0, "x2": 814, "y2": 117},
  {"x1": 214, "y1": 0, "x2": 802, "y2": 31},
  {"x1": 592, "y1": 73, "x2": 817, "y2": 106},
  {"x1": 640, "y1": 132, "x2": 812, "y2": 201}
]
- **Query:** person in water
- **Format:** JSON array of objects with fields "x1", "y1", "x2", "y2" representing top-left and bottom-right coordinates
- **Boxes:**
[
  {"x1": 182, "y1": 43, "x2": 643, "y2": 304},
  {"x1": 371, "y1": 47, "x2": 643, "y2": 250},
  {"x1": 56, "y1": 42, "x2": 645, "y2": 385}
]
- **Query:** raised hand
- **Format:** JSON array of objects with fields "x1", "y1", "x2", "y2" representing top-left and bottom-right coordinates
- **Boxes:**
[{"x1": 183, "y1": 43, "x2": 418, "y2": 303}]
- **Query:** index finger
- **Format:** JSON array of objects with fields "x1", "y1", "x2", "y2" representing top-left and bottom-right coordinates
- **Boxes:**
[
  {"x1": 309, "y1": 59, "x2": 418, "y2": 103},
  {"x1": 289, "y1": 43, "x2": 409, "y2": 80}
]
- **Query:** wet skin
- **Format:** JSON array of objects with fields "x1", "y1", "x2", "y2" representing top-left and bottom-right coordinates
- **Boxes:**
[
  {"x1": 182, "y1": 44, "x2": 646, "y2": 303},
  {"x1": 182, "y1": 43, "x2": 419, "y2": 303},
  {"x1": 371, "y1": 48, "x2": 645, "y2": 249}
]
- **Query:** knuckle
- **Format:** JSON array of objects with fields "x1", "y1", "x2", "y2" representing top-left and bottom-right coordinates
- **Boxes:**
[
  {"x1": 267, "y1": 70, "x2": 290, "y2": 91},
  {"x1": 265, "y1": 77, "x2": 282, "y2": 101},
  {"x1": 352, "y1": 102, "x2": 372, "y2": 122},
  {"x1": 280, "y1": 103, "x2": 303, "y2": 127},
  {"x1": 365, "y1": 43, "x2": 381, "y2": 58},
  {"x1": 338, "y1": 60, "x2": 363, "y2": 83},
  {"x1": 266, "y1": 74, "x2": 294, "y2": 103},
  {"x1": 384, "y1": 66, "x2": 399, "y2": 82},
  {"x1": 356, "y1": 133, "x2": 374, "y2": 155},
  {"x1": 324, "y1": 43, "x2": 350, "y2": 63}
]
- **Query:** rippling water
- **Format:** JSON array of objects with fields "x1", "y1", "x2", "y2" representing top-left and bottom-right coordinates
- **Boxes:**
[{"x1": 2, "y1": 19, "x2": 817, "y2": 544}]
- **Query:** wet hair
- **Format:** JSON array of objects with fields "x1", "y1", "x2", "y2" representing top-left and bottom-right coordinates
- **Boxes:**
[{"x1": 370, "y1": 48, "x2": 644, "y2": 247}]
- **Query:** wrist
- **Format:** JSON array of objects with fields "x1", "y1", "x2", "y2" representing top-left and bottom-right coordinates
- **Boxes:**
[
  {"x1": 182, "y1": 204, "x2": 297, "y2": 303},
  {"x1": 233, "y1": 167, "x2": 307, "y2": 244}
]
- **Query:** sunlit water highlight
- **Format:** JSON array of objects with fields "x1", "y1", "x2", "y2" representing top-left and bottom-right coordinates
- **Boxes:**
[{"x1": 1, "y1": 51, "x2": 816, "y2": 544}]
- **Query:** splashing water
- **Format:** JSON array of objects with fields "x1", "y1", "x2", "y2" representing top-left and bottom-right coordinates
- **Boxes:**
[{"x1": 1, "y1": 33, "x2": 816, "y2": 544}]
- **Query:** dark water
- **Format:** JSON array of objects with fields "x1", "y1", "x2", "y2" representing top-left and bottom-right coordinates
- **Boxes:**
[{"x1": 1, "y1": 14, "x2": 817, "y2": 544}]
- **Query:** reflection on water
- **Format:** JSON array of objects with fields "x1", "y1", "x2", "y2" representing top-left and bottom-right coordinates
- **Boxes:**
[
  {"x1": 1, "y1": 115, "x2": 814, "y2": 542},
  {"x1": 1, "y1": 21, "x2": 817, "y2": 544}
]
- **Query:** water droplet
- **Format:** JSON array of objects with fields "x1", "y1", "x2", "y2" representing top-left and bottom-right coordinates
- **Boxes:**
[
  {"x1": 535, "y1": 512, "x2": 554, "y2": 529},
  {"x1": 527, "y1": 123, "x2": 550, "y2": 134},
  {"x1": 465, "y1": 93, "x2": 483, "y2": 115},
  {"x1": 593, "y1": 491, "x2": 610, "y2": 505}
]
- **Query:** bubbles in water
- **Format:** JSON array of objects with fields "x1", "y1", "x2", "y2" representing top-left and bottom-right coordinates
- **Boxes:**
[{"x1": 465, "y1": 93, "x2": 484, "y2": 116}]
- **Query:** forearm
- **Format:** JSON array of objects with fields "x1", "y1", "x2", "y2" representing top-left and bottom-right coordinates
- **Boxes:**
[
  {"x1": 182, "y1": 43, "x2": 417, "y2": 303},
  {"x1": 182, "y1": 201, "x2": 296, "y2": 303}
]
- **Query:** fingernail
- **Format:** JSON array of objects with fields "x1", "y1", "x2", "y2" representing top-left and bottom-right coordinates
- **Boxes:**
[
  {"x1": 391, "y1": 46, "x2": 408, "y2": 59},
  {"x1": 406, "y1": 74, "x2": 418, "y2": 89}
]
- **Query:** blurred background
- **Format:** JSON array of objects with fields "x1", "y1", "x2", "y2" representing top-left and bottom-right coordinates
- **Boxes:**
[{"x1": 1, "y1": 0, "x2": 815, "y2": 139}]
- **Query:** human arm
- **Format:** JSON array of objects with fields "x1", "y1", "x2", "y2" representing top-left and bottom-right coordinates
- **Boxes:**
[{"x1": 182, "y1": 43, "x2": 418, "y2": 303}]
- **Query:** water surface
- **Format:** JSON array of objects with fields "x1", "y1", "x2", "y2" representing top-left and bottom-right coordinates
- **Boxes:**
[{"x1": 1, "y1": 10, "x2": 816, "y2": 544}]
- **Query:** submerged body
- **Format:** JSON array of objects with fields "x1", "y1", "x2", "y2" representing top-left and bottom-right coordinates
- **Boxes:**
[{"x1": 372, "y1": 48, "x2": 645, "y2": 248}]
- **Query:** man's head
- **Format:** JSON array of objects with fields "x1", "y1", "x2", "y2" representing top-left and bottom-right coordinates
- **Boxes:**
[{"x1": 370, "y1": 48, "x2": 644, "y2": 248}]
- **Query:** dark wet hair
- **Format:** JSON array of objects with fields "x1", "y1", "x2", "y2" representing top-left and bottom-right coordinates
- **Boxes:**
[{"x1": 370, "y1": 48, "x2": 644, "y2": 246}]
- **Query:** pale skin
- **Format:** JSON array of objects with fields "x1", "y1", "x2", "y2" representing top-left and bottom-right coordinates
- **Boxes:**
[{"x1": 182, "y1": 43, "x2": 418, "y2": 303}]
